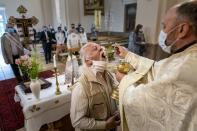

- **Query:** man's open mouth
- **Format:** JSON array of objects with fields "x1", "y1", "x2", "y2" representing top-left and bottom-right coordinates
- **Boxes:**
[{"x1": 102, "y1": 52, "x2": 106, "y2": 58}]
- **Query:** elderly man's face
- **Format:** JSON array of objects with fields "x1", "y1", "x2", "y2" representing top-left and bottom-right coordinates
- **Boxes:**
[
  {"x1": 161, "y1": 7, "x2": 179, "y2": 46},
  {"x1": 85, "y1": 43, "x2": 105, "y2": 62}
]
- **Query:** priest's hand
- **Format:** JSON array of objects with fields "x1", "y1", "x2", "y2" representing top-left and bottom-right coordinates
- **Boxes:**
[
  {"x1": 106, "y1": 113, "x2": 121, "y2": 130},
  {"x1": 114, "y1": 45, "x2": 128, "y2": 58},
  {"x1": 115, "y1": 71, "x2": 126, "y2": 82}
]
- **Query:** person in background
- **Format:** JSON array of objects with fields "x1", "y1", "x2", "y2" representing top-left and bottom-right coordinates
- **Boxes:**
[
  {"x1": 64, "y1": 26, "x2": 68, "y2": 43},
  {"x1": 69, "y1": 23, "x2": 77, "y2": 34},
  {"x1": 50, "y1": 27, "x2": 57, "y2": 45},
  {"x1": 90, "y1": 24, "x2": 97, "y2": 41},
  {"x1": 1, "y1": 25, "x2": 24, "y2": 83},
  {"x1": 76, "y1": 23, "x2": 84, "y2": 33},
  {"x1": 70, "y1": 42, "x2": 120, "y2": 131},
  {"x1": 40, "y1": 26, "x2": 52, "y2": 64},
  {"x1": 32, "y1": 28, "x2": 37, "y2": 43},
  {"x1": 67, "y1": 32, "x2": 81, "y2": 50},
  {"x1": 128, "y1": 24, "x2": 145, "y2": 56},
  {"x1": 79, "y1": 28, "x2": 88, "y2": 45},
  {"x1": 55, "y1": 26, "x2": 65, "y2": 60}
]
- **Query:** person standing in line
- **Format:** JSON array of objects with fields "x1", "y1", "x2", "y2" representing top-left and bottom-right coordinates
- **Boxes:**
[
  {"x1": 55, "y1": 26, "x2": 65, "y2": 60},
  {"x1": 128, "y1": 24, "x2": 145, "y2": 56},
  {"x1": 79, "y1": 28, "x2": 88, "y2": 46},
  {"x1": 1, "y1": 25, "x2": 24, "y2": 82},
  {"x1": 40, "y1": 26, "x2": 52, "y2": 64}
]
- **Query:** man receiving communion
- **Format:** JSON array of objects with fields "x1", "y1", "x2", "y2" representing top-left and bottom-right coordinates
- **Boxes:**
[
  {"x1": 115, "y1": 1, "x2": 197, "y2": 131},
  {"x1": 70, "y1": 42, "x2": 120, "y2": 131}
]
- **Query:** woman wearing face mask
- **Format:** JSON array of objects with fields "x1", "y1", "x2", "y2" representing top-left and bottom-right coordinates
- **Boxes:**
[{"x1": 128, "y1": 24, "x2": 146, "y2": 56}]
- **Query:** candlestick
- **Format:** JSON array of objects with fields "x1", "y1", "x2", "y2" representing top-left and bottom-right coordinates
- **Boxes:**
[
  {"x1": 54, "y1": 67, "x2": 61, "y2": 95},
  {"x1": 53, "y1": 55, "x2": 57, "y2": 68}
]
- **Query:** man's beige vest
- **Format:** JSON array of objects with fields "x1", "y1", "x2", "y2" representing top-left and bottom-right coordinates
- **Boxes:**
[{"x1": 72, "y1": 67, "x2": 117, "y2": 131}]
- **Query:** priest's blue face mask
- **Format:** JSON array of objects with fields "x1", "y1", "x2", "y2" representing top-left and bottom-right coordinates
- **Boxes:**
[{"x1": 158, "y1": 24, "x2": 182, "y2": 54}]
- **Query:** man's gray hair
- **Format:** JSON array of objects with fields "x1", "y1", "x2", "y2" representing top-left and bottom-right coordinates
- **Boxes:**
[
  {"x1": 176, "y1": 1, "x2": 197, "y2": 36},
  {"x1": 79, "y1": 44, "x2": 91, "y2": 64}
]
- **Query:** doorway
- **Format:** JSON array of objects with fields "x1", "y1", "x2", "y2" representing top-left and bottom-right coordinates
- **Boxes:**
[{"x1": 124, "y1": 3, "x2": 137, "y2": 32}]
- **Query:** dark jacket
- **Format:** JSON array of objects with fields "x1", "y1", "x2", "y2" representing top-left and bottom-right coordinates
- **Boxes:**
[{"x1": 40, "y1": 31, "x2": 52, "y2": 43}]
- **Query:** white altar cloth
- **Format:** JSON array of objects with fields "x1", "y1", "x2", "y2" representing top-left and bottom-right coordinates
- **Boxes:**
[{"x1": 15, "y1": 75, "x2": 71, "y2": 131}]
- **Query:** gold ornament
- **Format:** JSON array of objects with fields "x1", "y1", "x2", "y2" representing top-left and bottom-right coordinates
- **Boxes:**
[
  {"x1": 17, "y1": 5, "x2": 27, "y2": 14},
  {"x1": 31, "y1": 16, "x2": 39, "y2": 25},
  {"x1": 117, "y1": 61, "x2": 134, "y2": 74},
  {"x1": 111, "y1": 61, "x2": 134, "y2": 101}
]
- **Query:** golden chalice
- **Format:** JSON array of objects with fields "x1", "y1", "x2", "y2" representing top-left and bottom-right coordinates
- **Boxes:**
[{"x1": 111, "y1": 61, "x2": 134, "y2": 101}]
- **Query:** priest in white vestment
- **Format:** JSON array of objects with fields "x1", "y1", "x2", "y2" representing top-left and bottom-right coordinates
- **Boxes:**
[{"x1": 115, "y1": 1, "x2": 197, "y2": 131}]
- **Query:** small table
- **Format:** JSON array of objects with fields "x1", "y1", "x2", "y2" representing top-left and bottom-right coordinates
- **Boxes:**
[{"x1": 15, "y1": 75, "x2": 71, "y2": 131}]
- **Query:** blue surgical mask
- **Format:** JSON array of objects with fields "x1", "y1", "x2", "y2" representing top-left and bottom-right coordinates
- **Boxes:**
[{"x1": 7, "y1": 28, "x2": 15, "y2": 33}]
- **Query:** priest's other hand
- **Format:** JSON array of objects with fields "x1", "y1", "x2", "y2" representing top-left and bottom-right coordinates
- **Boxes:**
[
  {"x1": 114, "y1": 45, "x2": 128, "y2": 58},
  {"x1": 115, "y1": 71, "x2": 126, "y2": 82},
  {"x1": 106, "y1": 113, "x2": 121, "y2": 130}
]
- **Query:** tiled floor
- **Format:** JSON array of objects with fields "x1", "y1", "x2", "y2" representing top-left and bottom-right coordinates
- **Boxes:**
[{"x1": 0, "y1": 42, "x2": 66, "y2": 81}]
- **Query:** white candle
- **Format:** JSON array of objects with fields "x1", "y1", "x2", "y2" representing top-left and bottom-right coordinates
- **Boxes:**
[
  {"x1": 98, "y1": 10, "x2": 101, "y2": 28},
  {"x1": 53, "y1": 54, "x2": 57, "y2": 68},
  {"x1": 94, "y1": 10, "x2": 98, "y2": 28}
]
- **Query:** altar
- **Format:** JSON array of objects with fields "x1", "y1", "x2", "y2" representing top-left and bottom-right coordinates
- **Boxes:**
[{"x1": 15, "y1": 75, "x2": 71, "y2": 131}]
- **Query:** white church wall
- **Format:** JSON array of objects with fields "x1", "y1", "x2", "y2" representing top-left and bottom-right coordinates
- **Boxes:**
[
  {"x1": 106, "y1": 0, "x2": 125, "y2": 32},
  {"x1": 79, "y1": 0, "x2": 95, "y2": 33},
  {"x1": 135, "y1": 0, "x2": 161, "y2": 44},
  {"x1": 78, "y1": 0, "x2": 137, "y2": 33},
  {"x1": 67, "y1": 0, "x2": 80, "y2": 29},
  {"x1": 135, "y1": 0, "x2": 186, "y2": 44},
  {"x1": 0, "y1": 0, "x2": 44, "y2": 31},
  {"x1": 40, "y1": 0, "x2": 53, "y2": 29}
]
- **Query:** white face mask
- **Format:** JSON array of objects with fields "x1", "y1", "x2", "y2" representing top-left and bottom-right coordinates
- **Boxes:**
[
  {"x1": 158, "y1": 30, "x2": 172, "y2": 53},
  {"x1": 158, "y1": 25, "x2": 181, "y2": 54},
  {"x1": 158, "y1": 30, "x2": 179, "y2": 54},
  {"x1": 91, "y1": 60, "x2": 107, "y2": 73}
]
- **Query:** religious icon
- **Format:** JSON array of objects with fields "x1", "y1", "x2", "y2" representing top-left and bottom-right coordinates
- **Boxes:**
[
  {"x1": 84, "y1": 0, "x2": 104, "y2": 15},
  {"x1": 8, "y1": 5, "x2": 39, "y2": 48}
]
